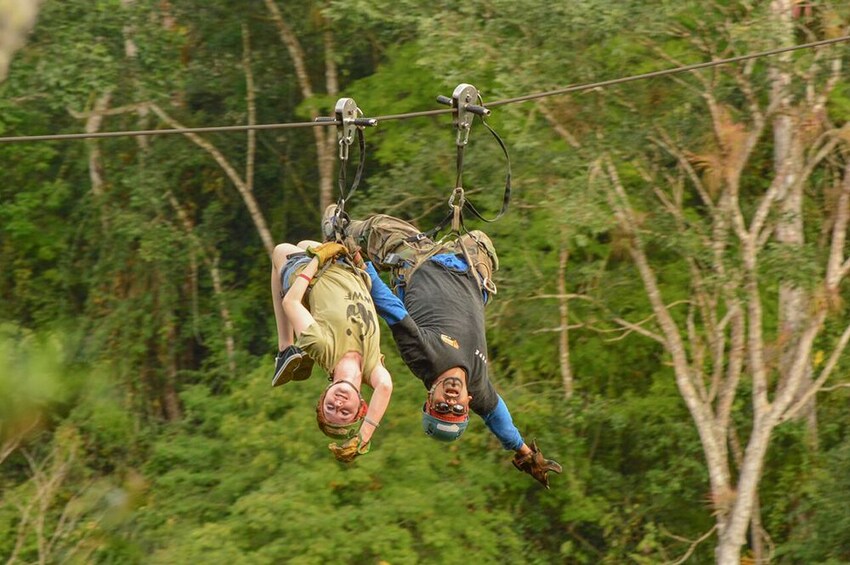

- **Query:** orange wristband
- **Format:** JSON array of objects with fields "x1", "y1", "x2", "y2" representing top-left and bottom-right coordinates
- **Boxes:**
[{"x1": 298, "y1": 274, "x2": 312, "y2": 284}]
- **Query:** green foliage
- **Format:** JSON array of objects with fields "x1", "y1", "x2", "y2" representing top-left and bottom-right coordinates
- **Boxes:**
[
  {"x1": 770, "y1": 434, "x2": 850, "y2": 564},
  {"x1": 135, "y1": 363, "x2": 547, "y2": 563},
  {"x1": 3, "y1": 0, "x2": 850, "y2": 563},
  {"x1": 0, "y1": 326, "x2": 145, "y2": 564},
  {"x1": 0, "y1": 325, "x2": 69, "y2": 428}
]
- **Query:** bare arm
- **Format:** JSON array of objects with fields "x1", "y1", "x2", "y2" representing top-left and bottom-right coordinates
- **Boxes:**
[{"x1": 359, "y1": 363, "x2": 393, "y2": 444}]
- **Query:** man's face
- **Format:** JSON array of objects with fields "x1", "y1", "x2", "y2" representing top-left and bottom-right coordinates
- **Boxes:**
[
  {"x1": 428, "y1": 369, "x2": 471, "y2": 417},
  {"x1": 321, "y1": 381, "x2": 361, "y2": 424}
]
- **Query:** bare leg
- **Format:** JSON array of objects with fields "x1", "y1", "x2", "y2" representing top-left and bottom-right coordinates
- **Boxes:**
[
  {"x1": 282, "y1": 255, "x2": 319, "y2": 336},
  {"x1": 271, "y1": 243, "x2": 306, "y2": 351}
]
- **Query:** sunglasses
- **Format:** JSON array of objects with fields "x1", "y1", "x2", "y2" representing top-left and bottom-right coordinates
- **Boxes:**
[{"x1": 432, "y1": 401, "x2": 467, "y2": 416}]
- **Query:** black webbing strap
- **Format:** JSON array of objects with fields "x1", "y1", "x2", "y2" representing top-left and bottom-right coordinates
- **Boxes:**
[
  {"x1": 423, "y1": 115, "x2": 512, "y2": 239},
  {"x1": 462, "y1": 118, "x2": 511, "y2": 224},
  {"x1": 335, "y1": 128, "x2": 366, "y2": 220}
]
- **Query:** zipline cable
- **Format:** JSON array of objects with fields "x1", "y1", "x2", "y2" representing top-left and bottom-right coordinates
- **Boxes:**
[
  {"x1": 0, "y1": 120, "x2": 325, "y2": 143},
  {"x1": 0, "y1": 34, "x2": 847, "y2": 144},
  {"x1": 484, "y1": 33, "x2": 850, "y2": 108}
]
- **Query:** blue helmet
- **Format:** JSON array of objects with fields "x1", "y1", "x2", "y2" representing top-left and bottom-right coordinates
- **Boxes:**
[{"x1": 421, "y1": 405, "x2": 469, "y2": 442}]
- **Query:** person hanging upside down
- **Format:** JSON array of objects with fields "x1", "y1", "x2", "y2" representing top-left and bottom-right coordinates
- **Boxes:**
[
  {"x1": 270, "y1": 240, "x2": 392, "y2": 462},
  {"x1": 322, "y1": 206, "x2": 562, "y2": 488}
]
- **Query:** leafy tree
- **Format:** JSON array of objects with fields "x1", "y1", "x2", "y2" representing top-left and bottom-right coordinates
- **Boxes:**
[{"x1": 4, "y1": 0, "x2": 850, "y2": 563}]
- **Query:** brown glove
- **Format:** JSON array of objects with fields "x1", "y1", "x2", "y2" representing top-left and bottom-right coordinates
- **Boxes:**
[
  {"x1": 328, "y1": 435, "x2": 371, "y2": 463},
  {"x1": 512, "y1": 440, "x2": 562, "y2": 489},
  {"x1": 306, "y1": 242, "x2": 348, "y2": 267}
]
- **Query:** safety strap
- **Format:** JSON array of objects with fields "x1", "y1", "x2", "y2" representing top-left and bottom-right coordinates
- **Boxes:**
[
  {"x1": 425, "y1": 85, "x2": 512, "y2": 241},
  {"x1": 459, "y1": 118, "x2": 512, "y2": 224},
  {"x1": 335, "y1": 128, "x2": 366, "y2": 224}
]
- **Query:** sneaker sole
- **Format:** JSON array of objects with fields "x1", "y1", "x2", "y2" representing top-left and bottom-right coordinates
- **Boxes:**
[
  {"x1": 272, "y1": 358, "x2": 299, "y2": 387},
  {"x1": 292, "y1": 359, "x2": 314, "y2": 381},
  {"x1": 272, "y1": 356, "x2": 315, "y2": 387}
]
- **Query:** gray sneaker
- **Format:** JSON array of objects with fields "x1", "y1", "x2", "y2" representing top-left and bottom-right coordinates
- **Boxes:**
[
  {"x1": 321, "y1": 204, "x2": 344, "y2": 242},
  {"x1": 272, "y1": 345, "x2": 315, "y2": 387}
]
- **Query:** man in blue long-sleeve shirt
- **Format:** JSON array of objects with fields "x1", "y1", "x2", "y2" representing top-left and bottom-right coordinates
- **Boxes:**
[{"x1": 329, "y1": 207, "x2": 562, "y2": 488}]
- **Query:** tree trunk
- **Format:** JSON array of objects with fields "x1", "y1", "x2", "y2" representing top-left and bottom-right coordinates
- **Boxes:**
[
  {"x1": 82, "y1": 92, "x2": 113, "y2": 231},
  {"x1": 558, "y1": 245, "x2": 573, "y2": 398},
  {"x1": 320, "y1": 25, "x2": 339, "y2": 210},
  {"x1": 264, "y1": 0, "x2": 337, "y2": 211},
  {"x1": 167, "y1": 191, "x2": 237, "y2": 377},
  {"x1": 715, "y1": 417, "x2": 774, "y2": 564},
  {"x1": 770, "y1": 0, "x2": 818, "y2": 444}
]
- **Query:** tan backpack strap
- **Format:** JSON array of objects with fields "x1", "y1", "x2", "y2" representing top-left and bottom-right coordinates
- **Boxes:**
[{"x1": 455, "y1": 236, "x2": 486, "y2": 295}]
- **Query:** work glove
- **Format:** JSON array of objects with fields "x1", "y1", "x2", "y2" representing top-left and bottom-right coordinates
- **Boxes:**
[
  {"x1": 306, "y1": 242, "x2": 348, "y2": 267},
  {"x1": 512, "y1": 440, "x2": 562, "y2": 489},
  {"x1": 328, "y1": 435, "x2": 371, "y2": 463}
]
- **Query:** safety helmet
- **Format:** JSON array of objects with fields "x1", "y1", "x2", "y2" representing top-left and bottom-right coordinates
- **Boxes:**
[
  {"x1": 315, "y1": 381, "x2": 368, "y2": 439},
  {"x1": 421, "y1": 403, "x2": 469, "y2": 442}
]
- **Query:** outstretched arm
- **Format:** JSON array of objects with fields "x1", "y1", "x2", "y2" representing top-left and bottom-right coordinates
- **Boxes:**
[
  {"x1": 482, "y1": 395, "x2": 525, "y2": 450},
  {"x1": 482, "y1": 396, "x2": 562, "y2": 489},
  {"x1": 365, "y1": 261, "x2": 407, "y2": 325},
  {"x1": 359, "y1": 363, "x2": 393, "y2": 444}
]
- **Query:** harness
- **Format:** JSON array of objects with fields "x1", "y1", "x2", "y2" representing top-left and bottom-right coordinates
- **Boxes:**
[
  {"x1": 378, "y1": 230, "x2": 497, "y2": 300},
  {"x1": 376, "y1": 84, "x2": 508, "y2": 297},
  {"x1": 309, "y1": 86, "x2": 508, "y2": 298}
]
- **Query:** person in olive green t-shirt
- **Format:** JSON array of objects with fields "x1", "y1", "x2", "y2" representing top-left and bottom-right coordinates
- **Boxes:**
[{"x1": 270, "y1": 240, "x2": 392, "y2": 463}]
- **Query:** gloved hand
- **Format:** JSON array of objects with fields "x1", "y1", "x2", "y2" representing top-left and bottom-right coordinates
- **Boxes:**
[
  {"x1": 307, "y1": 242, "x2": 348, "y2": 267},
  {"x1": 512, "y1": 440, "x2": 562, "y2": 489},
  {"x1": 328, "y1": 435, "x2": 370, "y2": 463}
]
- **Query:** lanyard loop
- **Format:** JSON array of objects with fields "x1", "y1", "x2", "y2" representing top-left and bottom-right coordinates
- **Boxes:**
[{"x1": 428, "y1": 83, "x2": 511, "y2": 239}]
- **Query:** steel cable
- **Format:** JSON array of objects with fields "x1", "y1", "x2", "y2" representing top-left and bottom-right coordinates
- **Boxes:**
[{"x1": 0, "y1": 34, "x2": 847, "y2": 144}]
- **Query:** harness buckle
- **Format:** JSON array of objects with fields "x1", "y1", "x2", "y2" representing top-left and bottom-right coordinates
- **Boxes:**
[{"x1": 384, "y1": 253, "x2": 407, "y2": 267}]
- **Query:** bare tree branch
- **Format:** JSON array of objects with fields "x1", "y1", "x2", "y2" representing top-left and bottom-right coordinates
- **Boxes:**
[
  {"x1": 167, "y1": 191, "x2": 237, "y2": 376},
  {"x1": 661, "y1": 524, "x2": 718, "y2": 565},
  {"x1": 242, "y1": 24, "x2": 257, "y2": 200},
  {"x1": 827, "y1": 161, "x2": 850, "y2": 286},
  {"x1": 557, "y1": 246, "x2": 574, "y2": 398},
  {"x1": 780, "y1": 320, "x2": 850, "y2": 422},
  {"x1": 537, "y1": 102, "x2": 581, "y2": 149},
  {"x1": 263, "y1": 0, "x2": 335, "y2": 209},
  {"x1": 148, "y1": 103, "x2": 274, "y2": 254}
]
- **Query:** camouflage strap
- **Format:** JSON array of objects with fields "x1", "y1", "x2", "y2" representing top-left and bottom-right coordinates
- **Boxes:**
[{"x1": 347, "y1": 214, "x2": 499, "y2": 299}]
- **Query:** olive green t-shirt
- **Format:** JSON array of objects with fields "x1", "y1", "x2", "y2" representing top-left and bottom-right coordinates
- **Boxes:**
[{"x1": 293, "y1": 263, "x2": 382, "y2": 380}]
